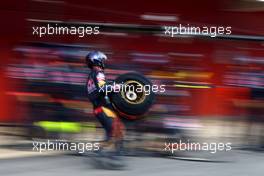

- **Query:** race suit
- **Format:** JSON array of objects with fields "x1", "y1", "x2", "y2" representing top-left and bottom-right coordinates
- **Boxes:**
[{"x1": 86, "y1": 69, "x2": 124, "y2": 141}]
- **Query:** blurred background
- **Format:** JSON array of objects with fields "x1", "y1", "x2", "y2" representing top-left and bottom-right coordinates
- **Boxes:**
[{"x1": 0, "y1": 0, "x2": 264, "y2": 175}]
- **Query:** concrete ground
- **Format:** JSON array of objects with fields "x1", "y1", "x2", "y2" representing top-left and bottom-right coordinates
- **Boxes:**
[
  {"x1": 0, "y1": 121, "x2": 263, "y2": 176},
  {"x1": 0, "y1": 149, "x2": 263, "y2": 176}
]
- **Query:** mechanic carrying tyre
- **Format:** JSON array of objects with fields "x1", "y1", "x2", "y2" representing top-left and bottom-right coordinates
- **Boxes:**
[{"x1": 85, "y1": 51, "x2": 155, "y2": 169}]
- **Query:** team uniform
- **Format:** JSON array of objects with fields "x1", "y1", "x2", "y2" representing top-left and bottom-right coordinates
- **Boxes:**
[{"x1": 86, "y1": 68, "x2": 124, "y2": 141}]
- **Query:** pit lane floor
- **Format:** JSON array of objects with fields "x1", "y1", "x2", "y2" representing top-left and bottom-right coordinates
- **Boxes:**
[{"x1": 0, "y1": 150, "x2": 263, "y2": 176}]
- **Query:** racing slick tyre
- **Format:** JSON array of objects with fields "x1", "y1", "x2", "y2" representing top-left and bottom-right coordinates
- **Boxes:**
[{"x1": 110, "y1": 72, "x2": 155, "y2": 120}]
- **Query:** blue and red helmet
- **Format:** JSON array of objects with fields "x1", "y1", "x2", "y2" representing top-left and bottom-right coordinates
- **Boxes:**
[{"x1": 85, "y1": 51, "x2": 107, "y2": 69}]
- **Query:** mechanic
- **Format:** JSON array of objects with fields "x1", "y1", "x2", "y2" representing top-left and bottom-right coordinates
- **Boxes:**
[{"x1": 85, "y1": 51, "x2": 125, "y2": 153}]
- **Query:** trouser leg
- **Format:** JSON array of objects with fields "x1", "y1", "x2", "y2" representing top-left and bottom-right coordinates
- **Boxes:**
[{"x1": 94, "y1": 106, "x2": 125, "y2": 142}]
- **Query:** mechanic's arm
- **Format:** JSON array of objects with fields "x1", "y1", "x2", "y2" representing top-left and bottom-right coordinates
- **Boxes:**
[{"x1": 96, "y1": 72, "x2": 120, "y2": 94}]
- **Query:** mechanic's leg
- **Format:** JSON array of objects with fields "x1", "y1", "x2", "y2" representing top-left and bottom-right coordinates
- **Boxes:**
[{"x1": 94, "y1": 106, "x2": 125, "y2": 152}]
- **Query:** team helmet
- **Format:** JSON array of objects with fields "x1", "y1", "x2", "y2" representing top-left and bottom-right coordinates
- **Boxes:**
[{"x1": 85, "y1": 51, "x2": 107, "y2": 69}]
